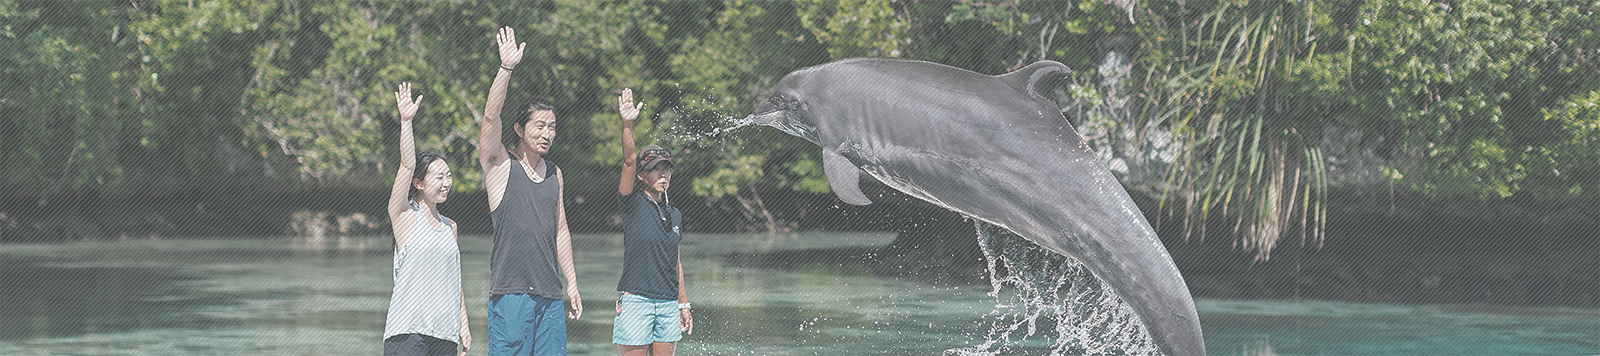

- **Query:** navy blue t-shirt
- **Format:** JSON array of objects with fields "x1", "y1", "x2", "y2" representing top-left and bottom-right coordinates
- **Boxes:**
[{"x1": 616, "y1": 191, "x2": 683, "y2": 300}]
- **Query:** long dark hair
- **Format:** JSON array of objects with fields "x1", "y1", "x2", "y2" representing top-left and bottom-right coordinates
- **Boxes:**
[{"x1": 410, "y1": 151, "x2": 447, "y2": 199}]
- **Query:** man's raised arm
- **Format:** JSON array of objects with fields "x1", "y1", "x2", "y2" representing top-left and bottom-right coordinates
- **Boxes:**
[{"x1": 480, "y1": 26, "x2": 524, "y2": 211}]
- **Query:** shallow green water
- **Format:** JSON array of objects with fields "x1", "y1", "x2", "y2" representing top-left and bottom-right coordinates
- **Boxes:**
[{"x1": 1, "y1": 233, "x2": 1596, "y2": 355}]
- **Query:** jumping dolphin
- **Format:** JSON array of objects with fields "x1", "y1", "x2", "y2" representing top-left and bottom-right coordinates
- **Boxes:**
[{"x1": 747, "y1": 57, "x2": 1205, "y2": 356}]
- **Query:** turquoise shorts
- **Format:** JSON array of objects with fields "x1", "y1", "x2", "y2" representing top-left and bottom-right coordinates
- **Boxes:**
[
  {"x1": 487, "y1": 294, "x2": 566, "y2": 356},
  {"x1": 612, "y1": 293, "x2": 682, "y2": 345}
]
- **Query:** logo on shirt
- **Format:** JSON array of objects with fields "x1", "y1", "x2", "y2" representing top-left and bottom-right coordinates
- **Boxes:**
[{"x1": 673, "y1": 225, "x2": 680, "y2": 234}]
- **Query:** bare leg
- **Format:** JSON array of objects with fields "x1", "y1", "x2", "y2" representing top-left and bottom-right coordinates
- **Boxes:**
[
  {"x1": 619, "y1": 344, "x2": 651, "y2": 356},
  {"x1": 651, "y1": 342, "x2": 675, "y2": 356}
]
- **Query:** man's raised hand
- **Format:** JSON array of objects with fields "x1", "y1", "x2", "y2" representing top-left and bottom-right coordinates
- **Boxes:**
[{"x1": 496, "y1": 26, "x2": 526, "y2": 70}]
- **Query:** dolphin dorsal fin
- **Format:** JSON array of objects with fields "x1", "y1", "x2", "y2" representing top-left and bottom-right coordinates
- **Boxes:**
[
  {"x1": 822, "y1": 148, "x2": 872, "y2": 206},
  {"x1": 997, "y1": 61, "x2": 1072, "y2": 101}
]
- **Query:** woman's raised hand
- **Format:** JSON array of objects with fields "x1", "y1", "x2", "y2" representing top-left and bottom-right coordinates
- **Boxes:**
[
  {"x1": 396, "y1": 82, "x2": 422, "y2": 122},
  {"x1": 618, "y1": 88, "x2": 643, "y2": 123}
]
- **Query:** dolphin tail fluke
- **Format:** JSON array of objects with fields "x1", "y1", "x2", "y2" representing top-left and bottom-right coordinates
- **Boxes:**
[{"x1": 822, "y1": 148, "x2": 872, "y2": 205}]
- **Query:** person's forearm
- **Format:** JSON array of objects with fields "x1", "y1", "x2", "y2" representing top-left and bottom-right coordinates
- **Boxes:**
[
  {"x1": 459, "y1": 292, "x2": 469, "y2": 324},
  {"x1": 621, "y1": 123, "x2": 636, "y2": 163},
  {"x1": 399, "y1": 120, "x2": 416, "y2": 169},
  {"x1": 484, "y1": 67, "x2": 512, "y2": 125},
  {"x1": 557, "y1": 232, "x2": 578, "y2": 287},
  {"x1": 617, "y1": 119, "x2": 637, "y2": 194},
  {"x1": 676, "y1": 260, "x2": 687, "y2": 303}
]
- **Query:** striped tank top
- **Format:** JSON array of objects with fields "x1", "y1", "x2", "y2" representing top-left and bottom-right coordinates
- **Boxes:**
[{"x1": 383, "y1": 203, "x2": 462, "y2": 343}]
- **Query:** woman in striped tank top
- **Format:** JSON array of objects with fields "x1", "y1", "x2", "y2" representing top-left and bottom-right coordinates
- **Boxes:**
[{"x1": 383, "y1": 82, "x2": 470, "y2": 356}]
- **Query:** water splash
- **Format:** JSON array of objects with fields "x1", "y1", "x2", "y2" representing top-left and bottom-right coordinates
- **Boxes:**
[
  {"x1": 655, "y1": 85, "x2": 761, "y2": 148},
  {"x1": 949, "y1": 221, "x2": 1159, "y2": 356}
]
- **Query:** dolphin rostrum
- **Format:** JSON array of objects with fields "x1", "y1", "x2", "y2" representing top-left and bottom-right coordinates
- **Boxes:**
[{"x1": 748, "y1": 57, "x2": 1205, "y2": 356}]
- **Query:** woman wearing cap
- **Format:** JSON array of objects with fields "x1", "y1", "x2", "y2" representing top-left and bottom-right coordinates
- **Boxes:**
[
  {"x1": 384, "y1": 82, "x2": 470, "y2": 356},
  {"x1": 612, "y1": 88, "x2": 692, "y2": 356}
]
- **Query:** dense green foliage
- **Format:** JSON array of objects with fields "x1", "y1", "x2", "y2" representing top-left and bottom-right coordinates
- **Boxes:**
[
  {"x1": 3, "y1": 0, "x2": 1597, "y2": 254},
  {"x1": 1129, "y1": 0, "x2": 1599, "y2": 258}
]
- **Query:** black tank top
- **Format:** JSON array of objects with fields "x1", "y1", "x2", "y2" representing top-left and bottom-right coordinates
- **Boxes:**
[{"x1": 488, "y1": 153, "x2": 564, "y2": 298}]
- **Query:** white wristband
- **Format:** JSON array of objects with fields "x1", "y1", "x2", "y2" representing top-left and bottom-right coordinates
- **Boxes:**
[{"x1": 678, "y1": 302, "x2": 691, "y2": 310}]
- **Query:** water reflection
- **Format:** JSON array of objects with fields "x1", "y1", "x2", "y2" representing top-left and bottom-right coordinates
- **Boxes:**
[
  {"x1": 1, "y1": 234, "x2": 1598, "y2": 355},
  {"x1": 0, "y1": 260, "x2": 199, "y2": 340}
]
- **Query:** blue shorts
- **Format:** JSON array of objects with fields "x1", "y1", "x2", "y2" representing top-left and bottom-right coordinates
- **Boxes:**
[
  {"x1": 612, "y1": 293, "x2": 682, "y2": 345},
  {"x1": 487, "y1": 294, "x2": 566, "y2": 356}
]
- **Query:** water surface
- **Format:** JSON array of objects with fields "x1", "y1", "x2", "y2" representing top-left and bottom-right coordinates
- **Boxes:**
[{"x1": 1, "y1": 234, "x2": 1596, "y2": 355}]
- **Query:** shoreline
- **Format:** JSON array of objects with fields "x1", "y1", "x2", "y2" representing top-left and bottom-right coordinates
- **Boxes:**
[{"x1": 6, "y1": 186, "x2": 1598, "y2": 309}]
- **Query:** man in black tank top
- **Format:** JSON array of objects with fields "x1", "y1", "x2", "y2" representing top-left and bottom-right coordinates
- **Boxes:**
[{"x1": 476, "y1": 26, "x2": 581, "y2": 356}]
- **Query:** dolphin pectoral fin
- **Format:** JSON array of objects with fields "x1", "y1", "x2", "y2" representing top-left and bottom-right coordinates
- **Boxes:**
[{"x1": 823, "y1": 148, "x2": 872, "y2": 205}]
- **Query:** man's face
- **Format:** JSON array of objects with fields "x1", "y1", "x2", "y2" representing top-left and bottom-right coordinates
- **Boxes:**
[{"x1": 517, "y1": 110, "x2": 557, "y2": 155}]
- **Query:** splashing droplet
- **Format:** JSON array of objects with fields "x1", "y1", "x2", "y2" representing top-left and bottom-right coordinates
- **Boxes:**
[{"x1": 948, "y1": 221, "x2": 1159, "y2": 356}]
